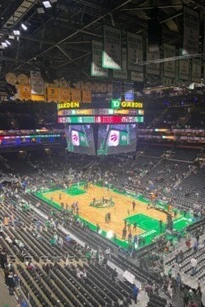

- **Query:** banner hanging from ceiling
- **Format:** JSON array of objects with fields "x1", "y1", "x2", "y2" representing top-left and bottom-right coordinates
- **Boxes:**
[
  {"x1": 183, "y1": 6, "x2": 199, "y2": 55},
  {"x1": 130, "y1": 71, "x2": 144, "y2": 82},
  {"x1": 30, "y1": 71, "x2": 44, "y2": 95},
  {"x1": 59, "y1": 88, "x2": 70, "y2": 102},
  {"x1": 179, "y1": 59, "x2": 190, "y2": 80},
  {"x1": 91, "y1": 41, "x2": 108, "y2": 77},
  {"x1": 127, "y1": 32, "x2": 143, "y2": 72},
  {"x1": 18, "y1": 85, "x2": 31, "y2": 100},
  {"x1": 47, "y1": 87, "x2": 59, "y2": 102},
  {"x1": 82, "y1": 90, "x2": 92, "y2": 103},
  {"x1": 102, "y1": 25, "x2": 122, "y2": 70},
  {"x1": 191, "y1": 59, "x2": 201, "y2": 82},
  {"x1": 113, "y1": 48, "x2": 128, "y2": 79},
  {"x1": 71, "y1": 89, "x2": 81, "y2": 102},
  {"x1": 163, "y1": 44, "x2": 176, "y2": 78},
  {"x1": 146, "y1": 47, "x2": 160, "y2": 75}
]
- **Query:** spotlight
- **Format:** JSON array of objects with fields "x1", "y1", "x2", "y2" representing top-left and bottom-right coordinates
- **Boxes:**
[
  {"x1": 42, "y1": 1, "x2": 52, "y2": 8},
  {"x1": 21, "y1": 23, "x2": 28, "y2": 31},
  {"x1": 5, "y1": 40, "x2": 11, "y2": 45},
  {"x1": 13, "y1": 30, "x2": 20, "y2": 36}
]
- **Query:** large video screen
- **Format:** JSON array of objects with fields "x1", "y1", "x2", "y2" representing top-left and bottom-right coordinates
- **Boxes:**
[
  {"x1": 65, "y1": 125, "x2": 95, "y2": 155},
  {"x1": 97, "y1": 124, "x2": 137, "y2": 155}
]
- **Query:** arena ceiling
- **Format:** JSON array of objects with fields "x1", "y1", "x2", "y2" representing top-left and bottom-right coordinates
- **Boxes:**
[{"x1": 0, "y1": 0, "x2": 205, "y2": 84}]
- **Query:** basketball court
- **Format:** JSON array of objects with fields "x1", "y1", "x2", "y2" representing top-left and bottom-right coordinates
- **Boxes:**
[{"x1": 35, "y1": 183, "x2": 193, "y2": 248}]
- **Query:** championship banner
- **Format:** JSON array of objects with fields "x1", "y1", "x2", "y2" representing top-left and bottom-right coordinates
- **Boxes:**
[
  {"x1": 82, "y1": 90, "x2": 92, "y2": 103},
  {"x1": 18, "y1": 85, "x2": 31, "y2": 101},
  {"x1": 183, "y1": 6, "x2": 199, "y2": 55},
  {"x1": 59, "y1": 88, "x2": 70, "y2": 103},
  {"x1": 179, "y1": 59, "x2": 190, "y2": 80},
  {"x1": 102, "y1": 25, "x2": 122, "y2": 70},
  {"x1": 47, "y1": 87, "x2": 59, "y2": 102},
  {"x1": 192, "y1": 59, "x2": 201, "y2": 83},
  {"x1": 91, "y1": 41, "x2": 108, "y2": 77},
  {"x1": 71, "y1": 89, "x2": 81, "y2": 102},
  {"x1": 113, "y1": 48, "x2": 128, "y2": 79},
  {"x1": 30, "y1": 71, "x2": 44, "y2": 95},
  {"x1": 163, "y1": 44, "x2": 176, "y2": 78},
  {"x1": 146, "y1": 47, "x2": 160, "y2": 75},
  {"x1": 127, "y1": 32, "x2": 143, "y2": 72},
  {"x1": 130, "y1": 71, "x2": 144, "y2": 82}
]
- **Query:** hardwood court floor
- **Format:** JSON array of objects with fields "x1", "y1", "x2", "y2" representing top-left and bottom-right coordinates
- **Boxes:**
[{"x1": 43, "y1": 185, "x2": 170, "y2": 239}]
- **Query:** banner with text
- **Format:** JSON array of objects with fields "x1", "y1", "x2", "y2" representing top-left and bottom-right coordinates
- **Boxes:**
[
  {"x1": 59, "y1": 88, "x2": 70, "y2": 102},
  {"x1": 179, "y1": 59, "x2": 190, "y2": 80},
  {"x1": 163, "y1": 44, "x2": 176, "y2": 78},
  {"x1": 102, "y1": 25, "x2": 122, "y2": 70},
  {"x1": 30, "y1": 71, "x2": 44, "y2": 95},
  {"x1": 113, "y1": 48, "x2": 128, "y2": 79},
  {"x1": 18, "y1": 85, "x2": 31, "y2": 101},
  {"x1": 183, "y1": 6, "x2": 199, "y2": 55},
  {"x1": 91, "y1": 40, "x2": 108, "y2": 77},
  {"x1": 47, "y1": 87, "x2": 59, "y2": 102},
  {"x1": 146, "y1": 47, "x2": 160, "y2": 75},
  {"x1": 127, "y1": 32, "x2": 143, "y2": 72},
  {"x1": 191, "y1": 59, "x2": 201, "y2": 83}
]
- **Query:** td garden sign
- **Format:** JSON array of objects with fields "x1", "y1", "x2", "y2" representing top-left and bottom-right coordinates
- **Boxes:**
[{"x1": 111, "y1": 99, "x2": 143, "y2": 109}]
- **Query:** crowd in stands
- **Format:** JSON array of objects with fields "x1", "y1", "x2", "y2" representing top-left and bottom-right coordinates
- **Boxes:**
[{"x1": 0, "y1": 145, "x2": 205, "y2": 306}]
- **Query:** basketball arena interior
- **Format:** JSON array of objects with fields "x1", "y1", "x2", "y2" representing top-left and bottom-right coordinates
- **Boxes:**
[{"x1": 0, "y1": 1, "x2": 205, "y2": 307}]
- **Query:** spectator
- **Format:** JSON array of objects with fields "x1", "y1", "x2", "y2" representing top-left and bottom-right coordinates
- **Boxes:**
[
  {"x1": 190, "y1": 258, "x2": 197, "y2": 275},
  {"x1": 132, "y1": 284, "x2": 139, "y2": 304}
]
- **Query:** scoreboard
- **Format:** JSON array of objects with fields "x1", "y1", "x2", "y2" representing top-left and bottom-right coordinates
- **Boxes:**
[
  {"x1": 57, "y1": 99, "x2": 144, "y2": 124},
  {"x1": 58, "y1": 115, "x2": 144, "y2": 124}
]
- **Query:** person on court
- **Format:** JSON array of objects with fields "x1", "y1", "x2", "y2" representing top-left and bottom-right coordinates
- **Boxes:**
[{"x1": 132, "y1": 201, "x2": 136, "y2": 211}]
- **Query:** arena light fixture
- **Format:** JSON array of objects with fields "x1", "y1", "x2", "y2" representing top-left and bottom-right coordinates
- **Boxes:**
[
  {"x1": 1, "y1": 42, "x2": 8, "y2": 48},
  {"x1": 21, "y1": 23, "x2": 28, "y2": 31},
  {"x1": 42, "y1": 1, "x2": 52, "y2": 8},
  {"x1": 5, "y1": 40, "x2": 11, "y2": 45},
  {"x1": 13, "y1": 30, "x2": 20, "y2": 36}
]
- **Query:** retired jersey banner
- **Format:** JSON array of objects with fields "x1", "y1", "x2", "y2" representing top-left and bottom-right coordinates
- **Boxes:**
[
  {"x1": 91, "y1": 41, "x2": 108, "y2": 77},
  {"x1": 82, "y1": 90, "x2": 92, "y2": 103},
  {"x1": 102, "y1": 25, "x2": 122, "y2": 70},
  {"x1": 179, "y1": 59, "x2": 190, "y2": 80},
  {"x1": 71, "y1": 89, "x2": 81, "y2": 102},
  {"x1": 127, "y1": 32, "x2": 143, "y2": 72},
  {"x1": 59, "y1": 88, "x2": 70, "y2": 102},
  {"x1": 130, "y1": 71, "x2": 144, "y2": 82},
  {"x1": 163, "y1": 44, "x2": 176, "y2": 78},
  {"x1": 30, "y1": 71, "x2": 44, "y2": 95},
  {"x1": 192, "y1": 59, "x2": 201, "y2": 82},
  {"x1": 146, "y1": 47, "x2": 160, "y2": 75},
  {"x1": 113, "y1": 48, "x2": 128, "y2": 79},
  {"x1": 18, "y1": 85, "x2": 31, "y2": 100},
  {"x1": 183, "y1": 6, "x2": 199, "y2": 55},
  {"x1": 47, "y1": 87, "x2": 59, "y2": 102}
]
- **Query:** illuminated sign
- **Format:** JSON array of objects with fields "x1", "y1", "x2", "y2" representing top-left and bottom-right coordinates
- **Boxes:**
[
  {"x1": 111, "y1": 100, "x2": 143, "y2": 109},
  {"x1": 58, "y1": 108, "x2": 144, "y2": 116},
  {"x1": 58, "y1": 102, "x2": 80, "y2": 110},
  {"x1": 58, "y1": 116, "x2": 144, "y2": 124}
]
